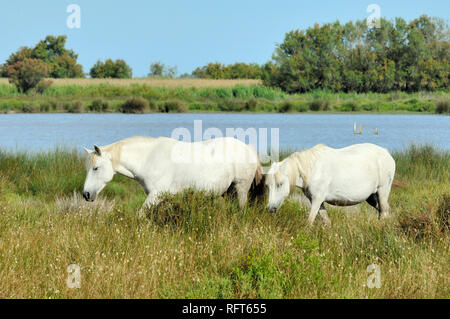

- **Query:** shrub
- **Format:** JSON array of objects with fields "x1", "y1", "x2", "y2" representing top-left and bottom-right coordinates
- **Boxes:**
[
  {"x1": 21, "y1": 103, "x2": 37, "y2": 113},
  {"x1": 63, "y1": 101, "x2": 83, "y2": 113},
  {"x1": 218, "y1": 99, "x2": 246, "y2": 112},
  {"x1": 39, "y1": 101, "x2": 50, "y2": 112},
  {"x1": 339, "y1": 101, "x2": 360, "y2": 112},
  {"x1": 148, "y1": 61, "x2": 177, "y2": 78},
  {"x1": 245, "y1": 98, "x2": 258, "y2": 111},
  {"x1": 119, "y1": 97, "x2": 148, "y2": 113},
  {"x1": 90, "y1": 59, "x2": 132, "y2": 78},
  {"x1": 309, "y1": 98, "x2": 330, "y2": 111},
  {"x1": 435, "y1": 99, "x2": 449, "y2": 114},
  {"x1": 38, "y1": 100, "x2": 57, "y2": 112},
  {"x1": 361, "y1": 102, "x2": 377, "y2": 111},
  {"x1": 88, "y1": 99, "x2": 109, "y2": 112},
  {"x1": 7, "y1": 58, "x2": 49, "y2": 93},
  {"x1": 160, "y1": 100, "x2": 188, "y2": 113},
  {"x1": 297, "y1": 102, "x2": 308, "y2": 112},
  {"x1": 278, "y1": 101, "x2": 295, "y2": 113},
  {"x1": 407, "y1": 100, "x2": 434, "y2": 112},
  {"x1": 277, "y1": 100, "x2": 307, "y2": 113},
  {"x1": 35, "y1": 79, "x2": 53, "y2": 94}
]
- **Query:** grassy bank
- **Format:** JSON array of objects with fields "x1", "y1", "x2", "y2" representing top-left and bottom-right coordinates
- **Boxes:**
[
  {"x1": 0, "y1": 78, "x2": 448, "y2": 114},
  {"x1": 0, "y1": 145, "x2": 448, "y2": 298}
]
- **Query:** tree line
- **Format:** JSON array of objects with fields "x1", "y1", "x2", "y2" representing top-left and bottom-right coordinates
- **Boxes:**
[
  {"x1": 1, "y1": 15, "x2": 448, "y2": 93},
  {"x1": 264, "y1": 15, "x2": 449, "y2": 93}
]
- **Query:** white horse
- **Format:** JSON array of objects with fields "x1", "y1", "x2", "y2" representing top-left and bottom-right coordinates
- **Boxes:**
[
  {"x1": 266, "y1": 143, "x2": 395, "y2": 225},
  {"x1": 82, "y1": 136, "x2": 263, "y2": 215}
]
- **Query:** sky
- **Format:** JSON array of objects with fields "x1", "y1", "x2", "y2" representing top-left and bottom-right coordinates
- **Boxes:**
[{"x1": 1, "y1": 0, "x2": 449, "y2": 77}]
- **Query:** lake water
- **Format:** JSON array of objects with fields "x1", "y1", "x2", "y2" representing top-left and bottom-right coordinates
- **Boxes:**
[{"x1": 0, "y1": 113, "x2": 448, "y2": 152}]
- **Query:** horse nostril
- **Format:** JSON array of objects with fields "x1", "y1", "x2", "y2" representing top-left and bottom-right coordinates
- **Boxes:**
[
  {"x1": 83, "y1": 191, "x2": 90, "y2": 201},
  {"x1": 268, "y1": 206, "x2": 277, "y2": 213}
]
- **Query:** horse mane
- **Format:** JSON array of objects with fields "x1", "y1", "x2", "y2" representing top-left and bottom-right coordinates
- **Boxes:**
[
  {"x1": 96, "y1": 136, "x2": 155, "y2": 169},
  {"x1": 286, "y1": 144, "x2": 328, "y2": 188}
]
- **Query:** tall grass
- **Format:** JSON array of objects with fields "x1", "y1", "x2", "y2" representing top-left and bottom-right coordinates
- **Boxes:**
[
  {"x1": 0, "y1": 145, "x2": 448, "y2": 298},
  {"x1": 0, "y1": 79, "x2": 448, "y2": 113}
]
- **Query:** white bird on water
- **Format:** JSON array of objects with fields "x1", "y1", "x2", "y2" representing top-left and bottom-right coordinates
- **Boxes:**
[{"x1": 353, "y1": 122, "x2": 363, "y2": 134}]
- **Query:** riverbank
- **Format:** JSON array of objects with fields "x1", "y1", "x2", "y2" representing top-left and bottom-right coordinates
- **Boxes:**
[
  {"x1": 0, "y1": 144, "x2": 448, "y2": 298},
  {"x1": 0, "y1": 79, "x2": 448, "y2": 114}
]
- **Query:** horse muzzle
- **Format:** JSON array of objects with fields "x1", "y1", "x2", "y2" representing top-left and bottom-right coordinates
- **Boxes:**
[
  {"x1": 82, "y1": 190, "x2": 96, "y2": 202},
  {"x1": 267, "y1": 205, "x2": 279, "y2": 214}
]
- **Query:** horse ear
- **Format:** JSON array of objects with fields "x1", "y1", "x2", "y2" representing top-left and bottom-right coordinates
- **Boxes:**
[
  {"x1": 84, "y1": 147, "x2": 93, "y2": 154},
  {"x1": 94, "y1": 145, "x2": 102, "y2": 156}
]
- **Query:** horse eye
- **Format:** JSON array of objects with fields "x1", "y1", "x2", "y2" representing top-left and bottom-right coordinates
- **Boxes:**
[{"x1": 93, "y1": 167, "x2": 99, "y2": 171}]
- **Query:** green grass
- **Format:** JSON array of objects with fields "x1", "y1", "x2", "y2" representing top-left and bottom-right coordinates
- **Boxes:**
[
  {"x1": 0, "y1": 81, "x2": 448, "y2": 114},
  {"x1": 0, "y1": 144, "x2": 448, "y2": 298}
]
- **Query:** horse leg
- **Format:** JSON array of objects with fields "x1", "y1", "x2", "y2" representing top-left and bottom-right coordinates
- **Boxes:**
[
  {"x1": 307, "y1": 197, "x2": 324, "y2": 226},
  {"x1": 138, "y1": 192, "x2": 161, "y2": 217},
  {"x1": 318, "y1": 203, "x2": 331, "y2": 226},
  {"x1": 235, "y1": 180, "x2": 252, "y2": 208},
  {"x1": 377, "y1": 185, "x2": 392, "y2": 219}
]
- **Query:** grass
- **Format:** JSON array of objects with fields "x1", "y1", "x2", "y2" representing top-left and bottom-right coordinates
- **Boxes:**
[
  {"x1": 0, "y1": 144, "x2": 448, "y2": 298},
  {"x1": 0, "y1": 78, "x2": 261, "y2": 88},
  {"x1": 0, "y1": 78, "x2": 448, "y2": 114}
]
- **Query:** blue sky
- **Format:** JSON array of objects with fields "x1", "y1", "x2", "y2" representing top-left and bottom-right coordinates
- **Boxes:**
[{"x1": 1, "y1": 0, "x2": 449, "y2": 77}]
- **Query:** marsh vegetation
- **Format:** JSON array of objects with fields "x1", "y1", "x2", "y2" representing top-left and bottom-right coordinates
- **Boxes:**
[{"x1": 0, "y1": 145, "x2": 448, "y2": 298}]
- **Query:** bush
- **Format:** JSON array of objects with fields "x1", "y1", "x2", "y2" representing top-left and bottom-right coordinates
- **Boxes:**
[
  {"x1": 278, "y1": 100, "x2": 307, "y2": 113},
  {"x1": 88, "y1": 99, "x2": 109, "y2": 112},
  {"x1": 339, "y1": 101, "x2": 360, "y2": 112},
  {"x1": 2, "y1": 35, "x2": 84, "y2": 79},
  {"x1": 35, "y1": 79, "x2": 53, "y2": 94},
  {"x1": 218, "y1": 99, "x2": 246, "y2": 112},
  {"x1": 309, "y1": 98, "x2": 330, "y2": 111},
  {"x1": 160, "y1": 100, "x2": 188, "y2": 113},
  {"x1": 278, "y1": 101, "x2": 295, "y2": 113},
  {"x1": 245, "y1": 98, "x2": 258, "y2": 111},
  {"x1": 39, "y1": 101, "x2": 50, "y2": 112},
  {"x1": 63, "y1": 101, "x2": 83, "y2": 113},
  {"x1": 7, "y1": 58, "x2": 49, "y2": 93},
  {"x1": 90, "y1": 59, "x2": 132, "y2": 78},
  {"x1": 119, "y1": 97, "x2": 148, "y2": 113},
  {"x1": 435, "y1": 99, "x2": 449, "y2": 114},
  {"x1": 148, "y1": 62, "x2": 177, "y2": 78},
  {"x1": 21, "y1": 103, "x2": 37, "y2": 113}
]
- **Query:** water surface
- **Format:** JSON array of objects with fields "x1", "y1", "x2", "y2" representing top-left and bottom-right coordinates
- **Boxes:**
[{"x1": 0, "y1": 113, "x2": 448, "y2": 152}]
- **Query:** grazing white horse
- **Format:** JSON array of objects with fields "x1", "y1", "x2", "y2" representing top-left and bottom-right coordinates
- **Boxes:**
[
  {"x1": 266, "y1": 143, "x2": 395, "y2": 225},
  {"x1": 82, "y1": 136, "x2": 263, "y2": 215}
]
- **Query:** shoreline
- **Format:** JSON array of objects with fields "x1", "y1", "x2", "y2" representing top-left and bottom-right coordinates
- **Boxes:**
[{"x1": 0, "y1": 110, "x2": 444, "y2": 115}]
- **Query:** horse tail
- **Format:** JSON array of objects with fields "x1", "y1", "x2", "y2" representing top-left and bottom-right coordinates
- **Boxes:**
[{"x1": 249, "y1": 160, "x2": 266, "y2": 203}]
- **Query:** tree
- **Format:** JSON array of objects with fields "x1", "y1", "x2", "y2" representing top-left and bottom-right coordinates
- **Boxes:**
[
  {"x1": 8, "y1": 58, "x2": 49, "y2": 93},
  {"x1": 1, "y1": 35, "x2": 84, "y2": 78},
  {"x1": 192, "y1": 62, "x2": 263, "y2": 79},
  {"x1": 114, "y1": 59, "x2": 133, "y2": 78},
  {"x1": 264, "y1": 15, "x2": 449, "y2": 93},
  {"x1": 89, "y1": 59, "x2": 132, "y2": 78},
  {"x1": 148, "y1": 62, "x2": 177, "y2": 78}
]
